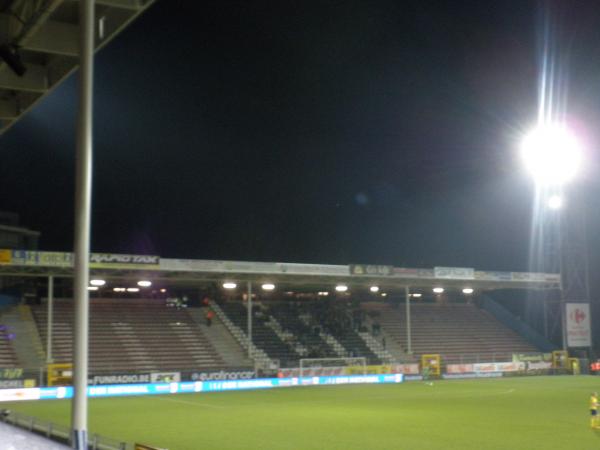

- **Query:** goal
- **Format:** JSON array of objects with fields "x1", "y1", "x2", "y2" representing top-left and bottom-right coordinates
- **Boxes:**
[{"x1": 299, "y1": 357, "x2": 367, "y2": 377}]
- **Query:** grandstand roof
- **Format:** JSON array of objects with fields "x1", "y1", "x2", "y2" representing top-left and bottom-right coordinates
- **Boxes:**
[
  {"x1": 0, "y1": 249, "x2": 560, "y2": 291},
  {"x1": 0, "y1": 0, "x2": 155, "y2": 134}
]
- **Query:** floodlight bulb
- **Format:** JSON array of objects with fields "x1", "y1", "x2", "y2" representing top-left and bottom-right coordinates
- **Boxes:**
[
  {"x1": 113, "y1": 287, "x2": 125, "y2": 292},
  {"x1": 335, "y1": 285, "x2": 348, "y2": 292},
  {"x1": 90, "y1": 279, "x2": 105, "y2": 286},
  {"x1": 521, "y1": 123, "x2": 582, "y2": 186},
  {"x1": 433, "y1": 287, "x2": 444, "y2": 294},
  {"x1": 223, "y1": 282, "x2": 237, "y2": 289},
  {"x1": 547, "y1": 195, "x2": 563, "y2": 210},
  {"x1": 127, "y1": 287, "x2": 140, "y2": 293},
  {"x1": 411, "y1": 293, "x2": 422, "y2": 298},
  {"x1": 137, "y1": 280, "x2": 152, "y2": 287},
  {"x1": 462, "y1": 288, "x2": 474, "y2": 295},
  {"x1": 370, "y1": 286, "x2": 380, "y2": 293},
  {"x1": 262, "y1": 283, "x2": 275, "y2": 291},
  {"x1": 87, "y1": 286, "x2": 98, "y2": 291}
]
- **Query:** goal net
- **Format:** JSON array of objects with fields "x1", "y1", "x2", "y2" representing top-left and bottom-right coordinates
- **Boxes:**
[{"x1": 299, "y1": 357, "x2": 367, "y2": 377}]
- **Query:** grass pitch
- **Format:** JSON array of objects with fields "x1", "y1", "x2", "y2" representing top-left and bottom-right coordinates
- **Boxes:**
[{"x1": 5, "y1": 376, "x2": 600, "y2": 449}]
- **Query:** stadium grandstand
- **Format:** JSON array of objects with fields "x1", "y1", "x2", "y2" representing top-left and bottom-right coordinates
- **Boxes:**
[{"x1": 0, "y1": 249, "x2": 593, "y2": 449}]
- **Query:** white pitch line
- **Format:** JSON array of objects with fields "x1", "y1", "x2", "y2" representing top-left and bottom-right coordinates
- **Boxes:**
[{"x1": 154, "y1": 396, "x2": 227, "y2": 410}]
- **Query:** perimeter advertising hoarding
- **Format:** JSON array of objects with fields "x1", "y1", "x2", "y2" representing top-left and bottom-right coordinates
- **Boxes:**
[
  {"x1": 566, "y1": 303, "x2": 592, "y2": 347},
  {"x1": 0, "y1": 373, "x2": 404, "y2": 402}
]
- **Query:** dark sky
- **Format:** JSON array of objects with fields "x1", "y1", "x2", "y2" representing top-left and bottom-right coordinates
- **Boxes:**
[{"x1": 1, "y1": 0, "x2": 600, "y2": 272}]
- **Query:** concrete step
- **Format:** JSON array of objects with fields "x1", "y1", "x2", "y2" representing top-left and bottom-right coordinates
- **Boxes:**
[{"x1": 187, "y1": 308, "x2": 252, "y2": 368}]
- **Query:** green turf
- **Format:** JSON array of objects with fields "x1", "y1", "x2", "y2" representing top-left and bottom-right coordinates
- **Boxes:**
[{"x1": 4, "y1": 376, "x2": 600, "y2": 449}]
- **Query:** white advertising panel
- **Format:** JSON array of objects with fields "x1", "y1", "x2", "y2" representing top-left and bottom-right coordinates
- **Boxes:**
[{"x1": 566, "y1": 303, "x2": 592, "y2": 347}]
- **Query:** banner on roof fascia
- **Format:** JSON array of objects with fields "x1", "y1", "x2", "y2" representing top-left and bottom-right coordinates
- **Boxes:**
[
  {"x1": 160, "y1": 259, "x2": 349, "y2": 276},
  {"x1": 350, "y1": 265, "x2": 393, "y2": 276},
  {"x1": 90, "y1": 253, "x2": 160, "y2": 269},
  {"x1": 474, "y1": 270, "x2": 512, "y2": 281},
  {"x1": 391, "y1": 267, "x2": 420, "y2": 278},
  {"x1": 0, "y1": 249, "x2": 11, "y2": 264},
  {"x1": 434, "y1": 267, "x2": 474, "y2": 280},
  {"x1": 566, "y1": 303, "x2": 592, "y2": 347},
  {"x1": 10, "y1": 250, "x2": 73, "y2": 267},
  {"x1": 511, "y1": 272, "x2": 561, "y2": 283}
]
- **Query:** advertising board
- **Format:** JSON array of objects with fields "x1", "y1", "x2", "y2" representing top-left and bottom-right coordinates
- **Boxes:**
[
  {"x1": 566, "y1": 303, "x2": 592, "y2": 347},
  {"x1": 0, "y1": 374, "x2": 404, "y2": 402}
]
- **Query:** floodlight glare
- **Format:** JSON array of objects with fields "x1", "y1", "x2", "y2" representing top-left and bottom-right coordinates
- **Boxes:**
[
  {"x1": 370, "y1": 286, "x2": 380, "y2": 293},
  {"x1": 262, "y1": 283, "x2": 275, "y2": 291},
  {"x1": 90, "y1": 279, "x2": 106, "y2": 286},
  {"x1": 160, "y1": 288, "x2": 167, "y2": 293},
  {"x1": 127, "y1": 287, "x2": 140, "y2": 293},
  {"x1": 433, "y1": 287, "x2": 444, "y2": 294},
  {"x1": 521, "y1": 123, "x2": 583, "y2": 186},
  {"x1": 462, "y1": 288, "x2": 474, "y2": 295},
  {"x1": 381, "y1": 292, "x2": 387, "y2": 297},
  {"x1": 87, "y1": 286, "x2": 98, "y2": 291},
  {"x1": 411, "y1": 293, "x2": 422, "y2": 298},
  {"x1": 335, "y1": 284, "x2": 348, "y2": 292},
  {"x1": 222, "y1": 282, "x2": 237, "y2": 289},
  {"x1": 113, "y1": 287, "x2": 125, "y2": 292},
  {"x1": 137, "y1": 280, "x2": 152, "y2": 287},
  {"x1": 547, "y1": 194, "x2": 563, "y2": 210},
  {"x1": 318, "y1": 291, "x2": 329, "y2": 296}
]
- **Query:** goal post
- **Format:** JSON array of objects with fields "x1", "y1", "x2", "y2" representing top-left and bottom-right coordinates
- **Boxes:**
[{"x1": 299, "y1": 357, "x2": 367, "y2": 377}]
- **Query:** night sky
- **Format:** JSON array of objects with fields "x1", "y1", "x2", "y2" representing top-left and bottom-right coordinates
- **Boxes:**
[{"x1": 1, "y1": 0, "x2": 600, "y2": 273}]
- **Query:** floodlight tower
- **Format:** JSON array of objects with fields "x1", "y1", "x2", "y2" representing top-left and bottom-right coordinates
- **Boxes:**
[{"x1": 520, "y1": 123, "x2": 591, "y2": 352}]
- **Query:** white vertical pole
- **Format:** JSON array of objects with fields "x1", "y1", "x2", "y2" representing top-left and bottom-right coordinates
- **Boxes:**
[
  {"x1": 247, "y1": 281, "x2": 253, "y2": 358},
  {"x1": 46, "y1": 275, "x2": 54, "y2": 364},
  {"x1": 405, "y1": 286, "x2": 412, "y2": 354},
  {"x1": 72, "y1": 1, "x2": 94, "y2": 448}
]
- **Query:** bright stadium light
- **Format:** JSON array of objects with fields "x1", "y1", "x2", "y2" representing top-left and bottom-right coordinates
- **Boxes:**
[
  {"x1": 335, "y1": 284, "x2": 348, "y2": 292},
  {"x1": 90, "y1": 279, "x2": 105, "y2": 286},
  {"x1": 223, "y1": 282, "x2": 237, "y2": 289},
  {"x1": 127, "y1": 287, "x2": 140, "y2": 293},
  {"x1": 137, "y1": 280, "x2": 152, "y2": 287},
  {"x1": 521, "y1": 123, "x2": 583, "y2": 186},
  {"x1": 160, "y1": 288, "x2": 167, "y2": 293},
  {"x1": 370, "y1": 286, "x2": 380, "y2": 293},
  {"x1": 318, "y1": 291, "x2": 329, "y2": 296},
  {"x1": 411, "y1": 293, "x2": 422, "y2": 298},
  {"x1": 262, "y1": 283, "x2": 275, "y2": 291},
  {"x1": 433, "y1": 287, "x2": 444, "y2": 294},
  {"x1": 87, "y1": 286, "x2": 98, "y2": 291},
  {"x1": 462, "y1": 288, "x2": 474, "y2": 295},
  {"x1": 547, "y1": 194, "x2": 563, "y2": 210},
  {"x1": 113, "y1": 287, "x2": 126, "y2": 292},
  {"x1": 381, "y1": 292, "x2": 387, "y2": 297}
]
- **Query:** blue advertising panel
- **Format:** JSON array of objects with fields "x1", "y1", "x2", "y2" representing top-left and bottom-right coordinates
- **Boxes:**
[{"x1": 0, "y1": 374, "x2": 404, "y2": 402}]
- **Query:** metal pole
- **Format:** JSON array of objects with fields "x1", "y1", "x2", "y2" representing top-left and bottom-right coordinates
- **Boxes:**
[
  {"x1": 72, "y1": 1, "x2": 94, "y2": 448},
  {"x1": 46, "y1": 276, "x2": 54, "y2": 364},
  {"x1": 247, "y1": 282, "x2": 253, "y2": 358},
  {"x1": 405, "y1": 286, "x2": 412, "y2": 354}
]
